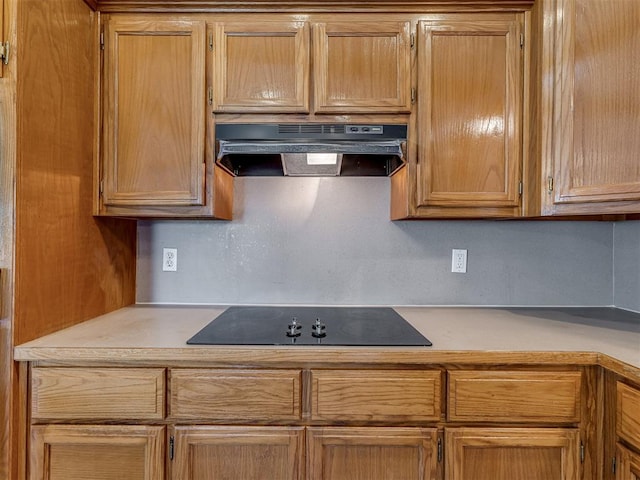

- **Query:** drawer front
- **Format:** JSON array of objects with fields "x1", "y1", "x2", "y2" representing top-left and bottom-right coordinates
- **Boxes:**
[
  {"x1": 448, "y1": 370, "x2": 582, "y2": 423},
  {"x1": 311, "y1": 369, "x2": 442, "y2": 422},
  {"x1": 617, "y1": 382, "x2": 640, "y2": 450},
  {"x1": 31, "y1": 367, "x2": 165, "y2": 421},
  {"x1": 169, "y1": 369, "x2": 301, "y2": 421}
]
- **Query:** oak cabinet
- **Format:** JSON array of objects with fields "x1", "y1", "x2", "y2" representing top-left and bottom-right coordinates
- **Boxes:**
[
  {"x1": 30, "y1": 425, "x2": 165, "y2": 480},
  {"x1": 307, "y1": 427, "x2": 438, "y2": 480},
  {"x1": 540, "y1": 0, "x2": 640, "y2": 215},
  {"x1": 213, "y1": 21, "x2": 310, "y2": 113},
  {"x1": 172, "y1": 426, "x2": 304, "y2": 480},
  {"x1": 445, "y1": 427, "x2": 580, "y2": 480},
  {"x1": 100, "y1": 15, "x2": 232, "y2": 218},
  {"x1": 616, "y1": 382, "x2": 640, "y2": 480},
  {"x1": 618, "y1": 444, "x2": 640, "y2": 480},
  {"x1": 392, "y1": 14, "x2": 524, "y2": 219},
  {"x1": 312, "y1": 21, "x2": 412, "y2": 113}
]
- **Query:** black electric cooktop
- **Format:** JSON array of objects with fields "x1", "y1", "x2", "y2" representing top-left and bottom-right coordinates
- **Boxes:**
[{"x1": 187, "y1": 306, "x2": 432, "y2": 346}]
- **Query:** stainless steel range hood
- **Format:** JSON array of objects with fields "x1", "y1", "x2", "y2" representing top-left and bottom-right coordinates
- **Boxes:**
[{"x1": 216, "y1": 123, "x2": 407, "y2": 177}]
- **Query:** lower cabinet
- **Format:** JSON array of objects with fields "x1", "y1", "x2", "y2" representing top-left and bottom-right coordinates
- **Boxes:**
[
  {"x1": 307, "y1": 427, "x2": 438, "y2": 480},
  {"x1": 445, "y1": 427, "x2": 580, "y2": 480},
  {"x1": 617, "y1": 444, "x2": 640, "y2": 480},
  {"x1": 171, "y1": 426, "x2": 304, "y2": 480},
  {"x1": 30, "y1": 424, "x2": 165, "y2": 480}
]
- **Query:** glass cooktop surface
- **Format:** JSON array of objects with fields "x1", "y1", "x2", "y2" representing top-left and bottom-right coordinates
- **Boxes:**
[{"x1": 187, "y1": 306, "x2": 432, "y2": 346}]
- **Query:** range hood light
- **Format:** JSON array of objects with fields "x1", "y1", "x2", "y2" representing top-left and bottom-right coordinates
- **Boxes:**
[{"x1": 306, "y1": 153, "x2": 339, "y2": 165}]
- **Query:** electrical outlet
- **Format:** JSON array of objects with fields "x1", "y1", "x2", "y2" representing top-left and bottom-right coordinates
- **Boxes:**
[
  {"x1": 162, "y1": 248, "x2": 178, "y2": 272},
  {"x1": 451, "y1": 249, "x2": 467, "y2": 273}
]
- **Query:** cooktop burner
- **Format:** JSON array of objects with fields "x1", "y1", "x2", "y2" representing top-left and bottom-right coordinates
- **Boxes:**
[{"x1": 187, "y1": 306, "x2": 432, "y2": 346}]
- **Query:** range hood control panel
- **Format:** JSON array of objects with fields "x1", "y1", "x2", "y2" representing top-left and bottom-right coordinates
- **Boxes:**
[{"x1": 348, "y1": 125, "x2": 384, "y2": 134}]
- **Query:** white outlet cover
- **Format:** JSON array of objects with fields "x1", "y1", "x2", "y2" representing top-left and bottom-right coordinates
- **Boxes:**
[{"x1": 451, "y1": 249, "x2": 467, "y2": 273}]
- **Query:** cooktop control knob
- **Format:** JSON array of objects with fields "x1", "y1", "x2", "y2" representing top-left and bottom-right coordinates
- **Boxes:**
[
  {"x1": 286, "y1": 317, "x2": 302, "y2": 337},
  {"x1": 312, "y1": 318, "x2": 326, "y2": 338}
]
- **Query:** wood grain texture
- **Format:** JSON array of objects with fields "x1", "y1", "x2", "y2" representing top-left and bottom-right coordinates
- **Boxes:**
[
  {"x1": 445, "y1": 427, "x2": 580, "y2": 480},
  {"x1": 169, "y1": 368, "x2": 301, "y2": 421},
  {"x1": 213, "y1": 21, "x2": 309, "y2": 112},
  {"x1": 417, "y1": 15, "x2": 522, "y2": 215},
  {"x1": 617, "y1": 382, "x2": 640, "y2": 451},
  {"x1": 311, "y1": 369, "x2": 441, "y2": 422},
  {"x1": 448, "y1": 370, "x2": 582, "y2": 423},
  {"x1": 172, "y1": 425, "x2": 304, "y2": 480},
  {"x1": 14, "y1": 0, "x2": 136, "y2": 346},
  {"x1": 102, "y1": 16, "x2": 206, "y2": 206},
  {"x1": 307, "y1": 426, "x2": 438, "y2": 480},
  {"x1": 30, "y1": 425, "x2": 164, "y2": 480},
  {"x1": 617, "y1": 444, "x2": 640, "y2": 480},
  {"x1": 313, "y1": 21, "x2": 411, "y2": 113},
  {"x1": 543, "y1": 0, "x2": 640, "y2": 215},
  {"x1": 31, "y1": 367, "x2": 165, "y2": 421}
]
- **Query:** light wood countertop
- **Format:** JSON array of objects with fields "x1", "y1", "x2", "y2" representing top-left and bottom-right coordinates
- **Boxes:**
[{"x1": 13, "y1": 305, "x2": 640, "y2": 381}]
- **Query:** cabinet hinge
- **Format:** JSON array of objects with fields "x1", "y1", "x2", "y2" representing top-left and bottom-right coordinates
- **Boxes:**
[
  {"x1": 518, "y1": 181, "x2": 523, "y2": 196},
  {"x1": 100, "y1": 32, "x2": 104, "y2": 50},
  {"x1": 410, "y1": 33, "x2": 415, "y2": 48},
  {"x1": 411, "y1": 87, "x2": 416, "y2": 104},
  {"x1": 169, "y1": 435, "x2": 174, "y2": 461},
  {"x1": 547, "y1": 176, "x2": 554, "y2": 192},
  {"x1": 208, "y1": 86, "x2": 213, "y2": 106},
  {"x1": 209, "y1": 32, "x2": 214, "y2": 52},
  {"x1": 0, "y1": 42, "x2": 10, "y2": 65},
  {"x1": 437, "y1": 437, "x2": 443, "y2": 463},
  {"x1": 99, "y1": 179, "x2": 104, "y2": 195},
  {"x1": 612, "y1": 456, "x2": 616, "y2": 474},
  {"x1": 520, "y1": 33, "x2": 524, "y2": 48},
  {"x1": 580, "y1": 443, "x2": 585, "y2": 463}
]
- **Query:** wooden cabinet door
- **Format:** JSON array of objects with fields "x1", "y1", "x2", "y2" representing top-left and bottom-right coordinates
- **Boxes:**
[
  {"x1": 213, "y1": 21, "x2": 309, "y2": 112},
  {"x1": 172, "y1": 426, "x2": 304, "y2": 480},
  {"x1": 307, "y1": 427, "x2": 438, "y2": 480},
  {"x1": 313, "y1": 21, "x2": 411, "y2": 113},
  {"x1": 617, "y1": 444, "x2": 640, "y2": 480},
  {"x1": 445, "y1": 427, "x2": 580, "y2": 480},
  {"x1": 102, "y1": 17, "x2": 206, "y2": 208},
  {"x1": 543, "y1": 0, "x2": 640, "y2": 215},
  {"x1": 415, "y1": 16, "x2": 523, "y2": 217},
  {"x1": 30, "y1": 425, "x2": 164, "y2": 480}
]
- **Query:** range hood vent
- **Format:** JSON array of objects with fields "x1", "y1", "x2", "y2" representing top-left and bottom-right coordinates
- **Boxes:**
[{"x1": 216, "y1": 123, "x2": 407, "y2": 177}]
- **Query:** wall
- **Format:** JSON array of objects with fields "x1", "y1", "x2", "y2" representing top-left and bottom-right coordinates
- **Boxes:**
[
  {"x1": 137, "y1": 177, "x2": 615, "y2": 307},
  {"x1": 614, "y1": 221, "x2": 640, "y2": 312}
]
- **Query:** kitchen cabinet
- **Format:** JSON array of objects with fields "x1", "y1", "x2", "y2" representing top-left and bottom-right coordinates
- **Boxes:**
[
  {"x1": 445, "y1": 427, "x2": 580, "y2": 480},
  {"x1": 616, "y1": 382, "x2": 640, "y2": 480},
  {"x1": 30, "y1": 424, "x2": 165, "y2": 480},
  {"x1": 213, "y1": 21, "x2": 310, "y2": 113},
  {"x1": 618, "y1": 445, "x2": 640, "y2": 480},
  {"x1": 100, "y1": 15, "x2": 232, "y2": 218},
  {"x1": 312, "y1": 21, "x2": 412, "y2": 113},
  {"x1": 539, "y1": 0, "x2": 640, "y2": 215},
  {"x1": 447, "y1": 370, "x2": 583, "y2": 480},
  {"x1": 172, "y1": 426, "x2": 304, "y2": 480},
  {"x1": 394, "y1": 14, "x2": 523, "y2": 219},
  {"x1": 307, "y1": 427, "x2": 438, "y2": 480}
]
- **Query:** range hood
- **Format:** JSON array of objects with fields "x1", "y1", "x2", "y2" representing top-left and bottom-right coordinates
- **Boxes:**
[{"x1": 216, "y1": 123, "x2": 407, "y2": 177}]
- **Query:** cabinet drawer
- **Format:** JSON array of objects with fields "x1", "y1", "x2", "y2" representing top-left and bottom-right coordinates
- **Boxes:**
[
  {"x1": 448, "y1": 370, "x2": 581, "y2": 423},
  {"x1": 31, "y1": 367, "x2": 165, "y2": 421},
  {"x1": 169, "y1": 369, "x2": 301, "y2": 421},
  {"x1": 617, "y1": 382, "x2": 640, "y2": 450},
  {"x1": 311, "y1": 369, "x2": 442, "y2": 422}
]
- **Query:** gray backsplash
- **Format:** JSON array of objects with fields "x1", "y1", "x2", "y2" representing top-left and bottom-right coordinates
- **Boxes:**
[
  {"x1": 134, "y1": 177, "x2": 635, "y2": 308},
  {"x1": 614, "y1": 221, "x2": 640, "y2": 311}
]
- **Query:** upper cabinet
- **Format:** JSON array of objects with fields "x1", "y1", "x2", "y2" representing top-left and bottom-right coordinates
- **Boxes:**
[
  {"x1": 99, "y1": 15, "x2": 232, "y2": 218},
  {"x1": 540, "y1": 0, "x2": 640, "y2": 215},
  {"x1": 213, "y1": 21, "x2": 310, "y2": 113},
  {"x1": 313, "y1": 21, "x2": 412, "y2": 113},
  {"x1": 392, "y1": 14, "x2": 524, "y2": 219},
  {"x1": 212, "y1": 18, "x2": 412, "y2": 115}
]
